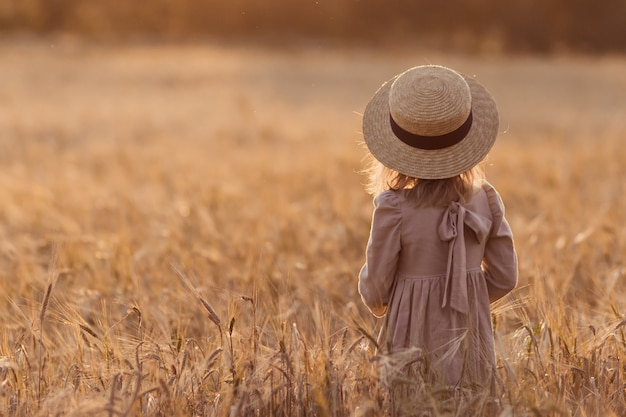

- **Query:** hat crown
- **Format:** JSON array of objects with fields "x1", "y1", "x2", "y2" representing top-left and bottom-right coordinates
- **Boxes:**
[{"x1": 389, "y1": 66, "x2": 472, "y2": 137}]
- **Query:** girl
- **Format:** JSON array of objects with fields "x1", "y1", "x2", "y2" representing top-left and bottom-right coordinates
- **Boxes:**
[{"x1": 358, "y1": 65, "x2": 518, "y2": 389}]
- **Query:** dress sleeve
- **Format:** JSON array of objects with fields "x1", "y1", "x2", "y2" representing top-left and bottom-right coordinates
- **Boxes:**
[
  {"x1": 358, "y1": 190, "x2": 402, "y2": 317},
  {"x1": 482, "y1": 182, "x2": 518, "y2": 303}
]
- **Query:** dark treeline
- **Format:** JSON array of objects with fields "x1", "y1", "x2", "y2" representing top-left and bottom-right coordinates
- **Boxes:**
[{"x1": 1, "y1": 0, "x2": 625, "y2": 53}]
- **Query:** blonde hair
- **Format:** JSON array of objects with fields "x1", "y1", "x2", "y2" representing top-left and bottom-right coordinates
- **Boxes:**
[{"x1": 363, "y1": 154, "x2": 485, "y2": 207}]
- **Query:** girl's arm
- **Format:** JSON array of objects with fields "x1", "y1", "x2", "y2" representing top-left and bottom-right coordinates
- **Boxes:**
[
  {"x1": 482, "y1": 184, "x2": 518, "y2": 302},
  {"x1": 358, "y1": 191, "x2": 402, "y2": 317}
]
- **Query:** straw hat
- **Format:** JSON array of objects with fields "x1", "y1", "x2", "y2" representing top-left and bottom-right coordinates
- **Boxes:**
[{"x1": 362, "y1": 65, "x2": 499, "y2": 179}]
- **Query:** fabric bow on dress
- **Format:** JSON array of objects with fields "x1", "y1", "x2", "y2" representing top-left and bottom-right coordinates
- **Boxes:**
[{"x1": 438, "y1": 202, "x2": 492, "y2": 314}]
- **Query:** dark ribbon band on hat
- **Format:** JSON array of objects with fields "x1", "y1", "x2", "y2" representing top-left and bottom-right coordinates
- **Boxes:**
[{"x1": 390, "y1": 111, "x2": 473, "y2": 150}]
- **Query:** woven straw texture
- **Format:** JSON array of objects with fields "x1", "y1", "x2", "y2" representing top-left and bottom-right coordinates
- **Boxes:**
[{"x1": 363, "y1": 65, "x2": 499, "y2": 179}]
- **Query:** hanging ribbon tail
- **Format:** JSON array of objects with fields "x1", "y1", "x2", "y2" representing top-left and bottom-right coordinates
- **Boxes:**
[{"x1": 438, "y1": 202, "x2": 492, "y2": 315}]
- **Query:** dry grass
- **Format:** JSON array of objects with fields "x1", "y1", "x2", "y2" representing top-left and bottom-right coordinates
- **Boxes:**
[{"x1": 0, "y1": 38, "x2": 626, "y2": 416}]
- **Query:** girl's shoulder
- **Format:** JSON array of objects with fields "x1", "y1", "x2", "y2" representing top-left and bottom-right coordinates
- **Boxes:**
[
  {"x1": 474, "y1": 180, "x2": 507, "y2": 220},
  {"x1": 373, "y1": 189, "x2": 402, "y2": 208}
]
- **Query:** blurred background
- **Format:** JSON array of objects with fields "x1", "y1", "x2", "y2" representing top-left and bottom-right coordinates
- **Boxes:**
[{"x1": 1, "y1": 0, "x2": 626, "y2": 54}]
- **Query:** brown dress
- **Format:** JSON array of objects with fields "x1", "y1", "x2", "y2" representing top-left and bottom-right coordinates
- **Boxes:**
[{"x1": 358, "y1": 181, "x2": 518, "y2": 386}]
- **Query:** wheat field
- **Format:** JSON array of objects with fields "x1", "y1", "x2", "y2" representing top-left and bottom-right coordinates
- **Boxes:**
[{"x1": 0, "y1": 39, "x2": 626, "y2": 416}]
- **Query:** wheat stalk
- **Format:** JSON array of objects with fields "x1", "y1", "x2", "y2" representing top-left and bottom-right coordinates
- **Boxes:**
[{"x1": 37, "y1": 243, "x2": 60, "y2": 407}]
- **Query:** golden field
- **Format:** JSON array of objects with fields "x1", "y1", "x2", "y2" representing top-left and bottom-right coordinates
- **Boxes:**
[{"x1": 0, "y1": 39, "x2": 626, "y2": 416}]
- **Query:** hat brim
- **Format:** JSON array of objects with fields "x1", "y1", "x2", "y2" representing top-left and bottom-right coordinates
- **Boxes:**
[{"x1": 362, "y1": 73, "x2": 499, "y2": 179}]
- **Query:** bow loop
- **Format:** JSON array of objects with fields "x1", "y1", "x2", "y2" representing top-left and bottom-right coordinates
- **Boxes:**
[{"x1": 463, "y1": 208, "x2": 492, "y2": 245}]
